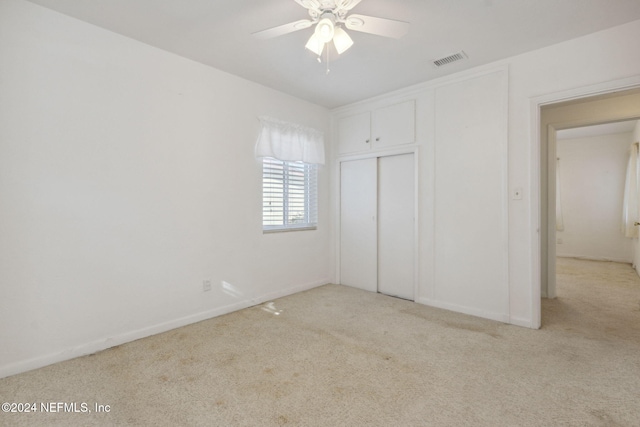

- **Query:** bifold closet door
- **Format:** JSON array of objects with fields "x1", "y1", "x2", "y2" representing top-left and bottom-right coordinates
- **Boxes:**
[
  {"x1": 377, "y1": 153, "x2": 415, "y2": 300},
  {"x1": 340, "y1": 158, "x2": 377, "y2": 292}
]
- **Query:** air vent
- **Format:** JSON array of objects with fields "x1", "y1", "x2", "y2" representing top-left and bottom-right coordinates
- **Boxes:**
[{"x1": 433, "y1": 51, "x2": 468, "y2": 68}]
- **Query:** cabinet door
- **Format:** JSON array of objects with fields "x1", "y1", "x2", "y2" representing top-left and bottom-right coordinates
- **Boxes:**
[
  {"x1": 372, "y1": 100, "x2": 415, "y2": 149},
  {"x1": 337, "y1": 111, "x2": 371, "y2": 155},
  {"x1": 340, "y1": 158, "x2": 377, "y2": 292}
]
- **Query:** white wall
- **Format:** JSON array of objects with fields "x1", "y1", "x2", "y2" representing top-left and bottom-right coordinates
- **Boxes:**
[
  {"x1": 556, "y1": 132, "x2": 633, "y2": 262},
  {"x1": 430, "y1": 70, "x2": 509, "y2": 321},
  {"x1": 0, "y1": 0, "x2": 331, "y2": 378}
]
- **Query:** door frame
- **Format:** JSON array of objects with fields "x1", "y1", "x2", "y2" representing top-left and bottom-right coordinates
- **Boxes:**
[
  {"x1": 530, "y1": 75, "x2": 640, "y2": 329},
  {"x1": 336, "y1": 146, "x2": 420, "y2": 300}
]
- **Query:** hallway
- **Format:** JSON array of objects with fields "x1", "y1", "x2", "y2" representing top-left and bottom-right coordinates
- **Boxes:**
[{"x1": 545, "y1": 257, "x2": 640, "y2": 342}]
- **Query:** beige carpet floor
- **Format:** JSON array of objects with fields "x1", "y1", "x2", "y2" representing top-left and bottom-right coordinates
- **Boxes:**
[{"x1": 1, "y1": 257, "x2": 640, "y2": 426}]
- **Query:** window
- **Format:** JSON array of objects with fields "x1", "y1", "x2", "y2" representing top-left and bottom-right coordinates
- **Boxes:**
[
  {"x1": 262, "y1": 157, "x2": 317, "y2": 232},
  {"x1": 255, "y1": 116, "x2": 324, "y2": 232}
]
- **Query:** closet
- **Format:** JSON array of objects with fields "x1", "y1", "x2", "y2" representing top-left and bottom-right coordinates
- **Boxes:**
[
  {"x1": 339, "y1": 152, "x2": 415, "y2": 300},
  {"x1": 334, "y1": 67, "x2": 509, "y2": 322}
]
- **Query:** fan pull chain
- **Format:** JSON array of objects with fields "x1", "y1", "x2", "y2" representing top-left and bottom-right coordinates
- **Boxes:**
[{"x1": 325, "y1": 44, "x2": 330, "y2": 75}]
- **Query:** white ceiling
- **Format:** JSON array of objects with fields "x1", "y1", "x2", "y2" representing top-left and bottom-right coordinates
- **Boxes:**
[{"x1": 25, "y1": 0, "x2": 640, "y2": 108}]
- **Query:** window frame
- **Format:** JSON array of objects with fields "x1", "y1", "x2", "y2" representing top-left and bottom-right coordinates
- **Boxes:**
[{"x1": 262, "y1": 157, "x2": 318, "y2": 233}]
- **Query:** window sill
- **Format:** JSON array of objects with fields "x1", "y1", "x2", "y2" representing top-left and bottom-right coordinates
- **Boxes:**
[{"x1": 263, "y1": 226, "x2": 317, "y2": 234}]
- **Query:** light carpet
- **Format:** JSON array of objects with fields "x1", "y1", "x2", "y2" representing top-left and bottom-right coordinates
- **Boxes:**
[{"x1": 1, "y1": 257, "x2": 639, "y2": 426}]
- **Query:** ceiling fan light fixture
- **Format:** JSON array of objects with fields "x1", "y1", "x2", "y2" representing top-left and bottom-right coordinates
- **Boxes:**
[
  {"x1": 333, "y1": 27, "x2": 353, "y2": 54},
  {"x1": 315, "y1": 15, "x2": 335, "y2": 43},
  {"x1": 253, "y1": 2, "x2": 411, "y2": 65},
  {"x1": 305, "y1": 33, "x2": 324, "y2": 56}
]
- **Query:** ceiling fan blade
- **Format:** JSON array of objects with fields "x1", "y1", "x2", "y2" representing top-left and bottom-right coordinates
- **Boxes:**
[
  {"x1": 344, "y1": 14, "x2": 409, "y2": 39},
  {"x1": 252, "y1": 19, "x2": 313, "y2": 40},
  {"x1": 335, "y1": 0, "x2": 363, "y2": 13},
  {"x1": 294, "y1": 0, "x2": 322, "y2": 13}
]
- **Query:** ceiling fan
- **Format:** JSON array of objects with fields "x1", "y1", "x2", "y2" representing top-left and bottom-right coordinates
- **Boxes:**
[{"x1": 252, "y1": 0, "x2": 410, "y2": 56}]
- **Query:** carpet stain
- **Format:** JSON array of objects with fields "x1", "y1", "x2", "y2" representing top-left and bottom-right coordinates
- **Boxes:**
[
  {"x1": 441, "y1": 321, "x2": 502, "y2": 339},
  {"x1": 219, "y1": 353, "x2": 238, "y2": 366},
  {"x1": 156, "y1": 353, "x2": 172, "y2": 361},
  {"x1": 400, "y1": 308, "x2": 444, "y2": 325},
  {"x1": 401, "y1": 308, "x2": 502, "y2": 338},
  {"x1": 276, "y1": 415, "x2": 289, "y2": 425},
  {"x1": 590, "y1": 409, "x2": 623, "y2": 426},
  {"x1": 180, "y1": 356, "x2": 199, "y2": 366},
  {"x1": 109, "y1": 345, "x2": 123, "y2": 352}
]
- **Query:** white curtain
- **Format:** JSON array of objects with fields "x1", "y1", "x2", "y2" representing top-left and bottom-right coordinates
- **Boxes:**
[
  {"x1": 556, "y1": 157, "x2": 564, "y2": 231},
  {"x1": 622, "y1": 143, "x2": 640, "y2": 238},
  {"x1": 255, "y1": 116, "x2": 325, "y2": 165}
]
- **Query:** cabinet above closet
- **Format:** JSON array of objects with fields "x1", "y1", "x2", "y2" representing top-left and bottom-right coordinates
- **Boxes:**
[{"x1": 336, "y1": 99, "x2": 416, "y2": 155}]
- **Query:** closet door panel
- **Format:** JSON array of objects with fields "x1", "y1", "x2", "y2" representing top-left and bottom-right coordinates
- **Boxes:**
[
  {"x1": 377, "y1": 153, "x2": 415, "y2": 300},
  {"x1": 340, "y1": 158, "x2": 377, "y2": 292}
]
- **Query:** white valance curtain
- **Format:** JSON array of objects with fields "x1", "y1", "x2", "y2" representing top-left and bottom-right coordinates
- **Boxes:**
[
  {"x1": 556, "y1": 157, "x2": 564, "y2": 231},
  {"x1": 255, "y1": 116, "x2": 325, "y2": 165},
  {"x1": 622, "y1": 143, "x2": 640, "y2": 238}
]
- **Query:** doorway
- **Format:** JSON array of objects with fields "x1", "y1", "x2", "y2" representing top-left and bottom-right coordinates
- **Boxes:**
[
  {"x1": 555, "y1": 121, "x2": 636, "y2": 264},
  {"x1": 538, "y1": 87, "x2": 640, "y2": 325}
]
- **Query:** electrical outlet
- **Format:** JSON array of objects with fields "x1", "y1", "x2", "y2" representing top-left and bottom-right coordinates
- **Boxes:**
[{"x1": 203, "y1": 280, "x2": 212, "y2": 292}]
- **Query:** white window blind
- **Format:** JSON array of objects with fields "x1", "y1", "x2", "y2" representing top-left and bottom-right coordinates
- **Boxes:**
[{"x1": 263, "y1": 158, "x2": 317, "y2": 231}]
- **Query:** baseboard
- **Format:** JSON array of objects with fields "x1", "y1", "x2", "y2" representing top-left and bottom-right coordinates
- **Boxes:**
[
  {"x1": 417, "y1": 298, "x2": 537, "y2": 329},
  {"x1": 509, "y1": 316, "x2": 538, "y2": 329},
  {"x1": 250, "y1": 278, "x2": 330, "y2": 305},
  {"x1": 417, "y1": 297, "x2": 511, "y2": 324},
  {"x1": 556, "y1": 254, "x2": 632, "y2": 264},
  {"x1": 0, "y1": 278, "x2": 329, "y2": 379}
]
